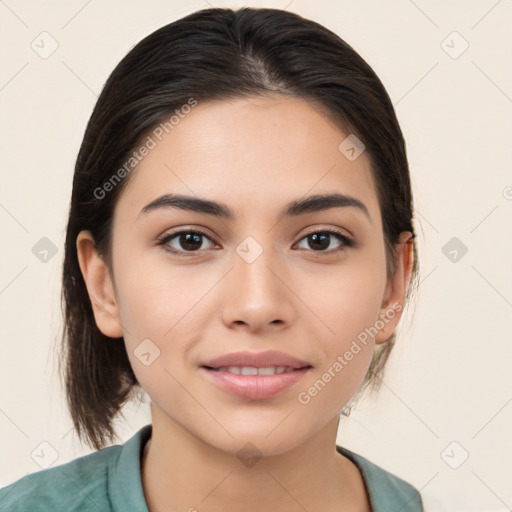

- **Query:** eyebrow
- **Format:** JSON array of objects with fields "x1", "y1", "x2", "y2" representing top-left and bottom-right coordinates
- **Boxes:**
[{"x1": 139, "y1": 192, "x2": 371, "y2": 222}]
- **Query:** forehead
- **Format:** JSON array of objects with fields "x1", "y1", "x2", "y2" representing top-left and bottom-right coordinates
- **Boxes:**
[{"x1": 117, "y1": 95, "x2": 380, "y2": 223}]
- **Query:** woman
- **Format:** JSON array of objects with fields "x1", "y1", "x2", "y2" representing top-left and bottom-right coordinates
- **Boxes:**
[{"x1": 1, "y1": 6, "x2": 442, "y2": 511}]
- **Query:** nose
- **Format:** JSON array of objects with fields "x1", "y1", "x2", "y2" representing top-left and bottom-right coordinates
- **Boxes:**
[{"x1": 220, "y1": 244, "x2": 296, "y2": 334}]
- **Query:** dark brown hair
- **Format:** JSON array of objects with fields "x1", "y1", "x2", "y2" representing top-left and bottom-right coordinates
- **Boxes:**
[{"x1": 60, "y1": 6, "x2": 419, "y2": 450}]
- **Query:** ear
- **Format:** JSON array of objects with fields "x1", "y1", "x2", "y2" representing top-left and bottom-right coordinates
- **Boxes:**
[
  {"x1": 76, "y1": 230, "x2": 124, "y2": 338},
  {"x1": 374, "y1": 231, "x2": 415, "y2": 344}
]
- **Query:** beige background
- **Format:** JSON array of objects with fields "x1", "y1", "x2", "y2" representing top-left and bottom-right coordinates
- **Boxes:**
[{"x1": 1, "y1": 1, "x2": 511, "y2": 510}]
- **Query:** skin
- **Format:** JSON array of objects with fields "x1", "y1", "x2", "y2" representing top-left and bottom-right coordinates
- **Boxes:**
[{"x1": 77, "y1": 94, "x2": 413, "y2": 512}]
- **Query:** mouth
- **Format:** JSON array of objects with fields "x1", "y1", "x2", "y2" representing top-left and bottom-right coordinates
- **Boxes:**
[
  {"x1": 199, "y1": 350, "x2": 313, "y2": 400},
  {"x1": 202, "y1": 365, "x2": 310, "y2": 375},
  {"x1": 200, "y1": 362, "x2": 312, "y2": 400}
]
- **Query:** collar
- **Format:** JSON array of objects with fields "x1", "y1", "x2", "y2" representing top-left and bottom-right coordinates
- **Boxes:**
[{"x1": 108, "y1": 425, "x2": 422, "y2": 512}]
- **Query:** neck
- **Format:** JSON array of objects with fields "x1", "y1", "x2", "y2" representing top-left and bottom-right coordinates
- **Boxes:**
[{"x1": 140, "y1": 405, "x2": 371, "y2": 512}]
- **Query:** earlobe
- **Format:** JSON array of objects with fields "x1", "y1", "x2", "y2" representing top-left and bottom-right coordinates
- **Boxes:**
[
  {"x1": 76, "y1": 230, "x2": 124, "y2": 338},
  {"x1": 374, "y1": 232, "x2": 414, "y2": 344}
]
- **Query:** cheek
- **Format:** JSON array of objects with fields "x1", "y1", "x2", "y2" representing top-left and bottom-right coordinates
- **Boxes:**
[
  {"x1": 115, "y1": 267, "x2": 206, "y2": 411},
  {"x1": 113, "y1": 259, "x2": 215, "y2": 378},
  {"x1": 114, "y1": 252, "x2": 209, "y2": 336},
  {"x1": 297, "y1": 274, "x2": 382, "y2": 413},
  {"x1": 305, "y1": 251, "x2": 387, "y2": 340},
  {"x1": 299, "y1": 250, "x2": 386, "y2": 393}
]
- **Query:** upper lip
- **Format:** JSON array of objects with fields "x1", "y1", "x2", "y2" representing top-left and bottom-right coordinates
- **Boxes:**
[{"x1": 201, "y1": 350, "x2": 312, "y2": 369}]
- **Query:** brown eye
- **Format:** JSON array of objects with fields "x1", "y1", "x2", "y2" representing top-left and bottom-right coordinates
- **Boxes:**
[
  {"x1": 157, "y1": 230, "x2": 215, "y2": 255},
  {"x1": 296, "y1": 230, "x2": 353, "y2": 253}
]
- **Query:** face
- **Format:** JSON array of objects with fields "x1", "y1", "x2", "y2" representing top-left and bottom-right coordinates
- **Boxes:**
[{"x1": 78, "y1": 94, "x2": 411, "y2": 456}]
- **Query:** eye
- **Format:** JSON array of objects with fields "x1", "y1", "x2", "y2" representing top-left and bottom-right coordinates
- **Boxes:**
[
  {"x1": 157, "y1": 229, "x2": 216, "y2": 255},
  {"x1": 295, "y1": 229, "x2": 353, "y2": 253},
  {"x1": 157, "y1": 228, "x2": 354, "y2": 257}
]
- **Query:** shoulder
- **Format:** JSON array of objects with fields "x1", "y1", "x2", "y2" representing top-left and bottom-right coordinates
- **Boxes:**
[
  {"x1": 336, "y1": 445, "x2": 423, "y2": 511},
  {"x1": 0, "y1": 443, "x2": 123, "y2": 511}
]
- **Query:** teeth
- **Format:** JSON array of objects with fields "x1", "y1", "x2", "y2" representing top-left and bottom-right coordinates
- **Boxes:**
[{"x1": 217, "y1": 366, "x2": 294, "y2": 375}]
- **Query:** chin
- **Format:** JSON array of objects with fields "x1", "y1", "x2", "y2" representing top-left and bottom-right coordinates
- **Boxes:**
[{"x1": 212, "y1": 435, "x2": 303, "y2": 460}]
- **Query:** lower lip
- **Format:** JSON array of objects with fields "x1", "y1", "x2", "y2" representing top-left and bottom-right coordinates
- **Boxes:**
[{"x1": 200, "y1": 367, "x2": 311, "y2": 400}]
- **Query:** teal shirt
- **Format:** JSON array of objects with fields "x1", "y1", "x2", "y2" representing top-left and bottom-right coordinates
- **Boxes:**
[{"x1": 0, "y1": 425, "x2": 424, "y2": 511}]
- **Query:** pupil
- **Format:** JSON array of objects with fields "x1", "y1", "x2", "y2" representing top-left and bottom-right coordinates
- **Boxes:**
[
  {"x1": 309, "y1": 233, "x2": 329, "y2": 250},
  {"x1": 181, "y1": 233, "x2": 202, "y2": 251}
]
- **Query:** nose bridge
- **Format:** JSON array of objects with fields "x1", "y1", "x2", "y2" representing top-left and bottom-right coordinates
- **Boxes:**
[{"x1": 221, "y1": 235, "x2": 294, "y2": 330}]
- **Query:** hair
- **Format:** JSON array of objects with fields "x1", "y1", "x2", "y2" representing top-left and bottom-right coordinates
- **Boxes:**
[{"x1": 59, "y1": 6, "x2": 419, "y2": 450}]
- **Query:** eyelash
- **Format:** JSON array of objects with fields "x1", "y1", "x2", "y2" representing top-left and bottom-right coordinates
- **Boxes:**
[{"x1": 156, "y1": 228, "x2": 354, "y2": 257}]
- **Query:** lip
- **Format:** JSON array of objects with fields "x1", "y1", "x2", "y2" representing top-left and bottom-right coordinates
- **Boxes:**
[
  {"x1": 201, "y1": 350, "x2": 311, "y2": 370},
  {"x1": 200, "y1": 350, "x2": 312, "y2": 400},
  {"x1": 200, "y1": 366, "x2": 311, "y2": 400}
]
